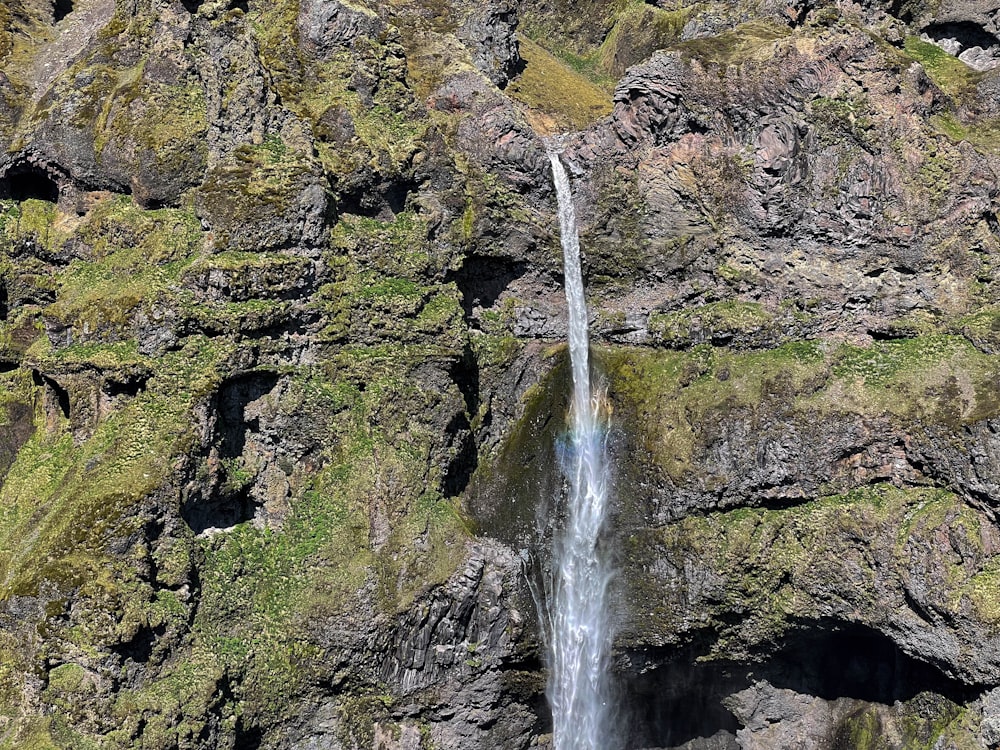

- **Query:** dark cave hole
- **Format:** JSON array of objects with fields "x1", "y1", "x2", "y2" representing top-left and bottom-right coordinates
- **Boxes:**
[
  {"x1": 182, "y1": 481, "x2": 257, "y2": 535},
  {"x1": 922, "y1": 22, "x2": 1000, "y2": 54},
  {"x1": 32, "y1": 370, "x2": 70, "y2": 420},
  {"x1": 110, "y1": 623, "x2": 166, "y2": 664},
  {"x1": 336, "y1": 179, "x2": 418, "y2": 219},
  {"x1": 234, "y1": 722, "x2": 263, "y2": 750},
  {"x1": 985, "y1": 211, "x2": 1000, "y2": 236},
  {"x1": 868, "y1": 329, "x2": 913, "y2": 342},
  {"x1": 887, "y1": 0, "x2": 916, "y2": 24},
  {"x1": 448, "y1": 254, "x2": 528, "y2": 321},
  {"x1": 441, "y1": 411, "x2": 478, "y2": 497},
  {"x1": 0, "y1": 360, "x2": 17, "y2": 374},
  {"x1": 213, "y1": 673, "x2": 263, "y2": 749},
  {"x1": 215, "y1": 371, "x2": 280, "y2": 460},
  {"x1": 450, "y1": 344, "x2": 480, "y2": 417},
  {"x1": 52, "y1": 0, "x2": 73, "y2": 22},
  {"x1": 181, "y1": 372, "x2": 280, "y2": 535},
  {"x1": 0, "y1": 165, "x2": 60, "y2": 203},
  {"x1": 619, "y1": 622, "x2": 975, "y2": 749},
  {"x1": 102, "y1": 375, "x2": 148, "y2": 399},
  {"x1": 441, "y1": 347, "x2": 481, "y2": 497},
  {"x1": 180, "y1": 0, "x2": 204, "y2": 12}
]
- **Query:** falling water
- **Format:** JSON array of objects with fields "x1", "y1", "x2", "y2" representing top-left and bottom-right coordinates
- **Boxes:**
[{"x1": 547, "y1": 149, "x2": 614, "y2": 750}]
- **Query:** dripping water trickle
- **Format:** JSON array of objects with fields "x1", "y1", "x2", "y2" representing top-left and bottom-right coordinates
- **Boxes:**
[{"x1": 546, "y1": 147, "x2": 615, "y2": 750}]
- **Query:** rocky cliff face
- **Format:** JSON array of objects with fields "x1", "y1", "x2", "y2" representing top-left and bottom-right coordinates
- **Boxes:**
[{"x1": 3, "y1": 0, "x2": 1000, "y2": 747}]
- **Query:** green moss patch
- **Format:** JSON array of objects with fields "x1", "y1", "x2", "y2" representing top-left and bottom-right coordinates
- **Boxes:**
[
  {"x1": 41, "y1": 196, "x2": 202, "y2": 343},
  {"x1": 605, "y1": 335, "x2": 1000, "y2": 482},
  {"x1": 598, "y1": 1, "x2": 692, "y2": 77},
  {"x1": 196, "y1": 138, "x2": 321, "y2": 252},
  {"x1": 903, "y1": 37, "x2": 982, "y2": 103},
  {"x1": 637, "y1": 484, "x2": 1000, "y2": 654},
  {"x1": 507, "y1": 35, "x2": 613, "y2": 133},
  {"x1": 676, "y1": 21, "x2": 791, "y2": 67},
  {"x1": 649, "y1": 301, "x2": 775, "y2": 348}
]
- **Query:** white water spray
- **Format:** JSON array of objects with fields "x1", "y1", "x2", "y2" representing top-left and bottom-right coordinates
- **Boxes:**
[{"x1": 547, "y1": 149, "x2": 614, "y2": 750}]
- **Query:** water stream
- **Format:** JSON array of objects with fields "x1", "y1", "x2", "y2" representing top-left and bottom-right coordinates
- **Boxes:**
[{"x1": 546, "y1": 149, "x2": 614, "y2": 750}]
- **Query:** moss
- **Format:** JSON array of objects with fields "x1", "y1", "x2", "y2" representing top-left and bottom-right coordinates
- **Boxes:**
[
  {"x1": 648, "y1": 301, "x2": 775, "y2": 348},
  {"x1": 831, "y1": 335, "x2": 969, "y2": 387},
  {"x1": 835, "y1": 694, "x2": 965, "y2": 750},
  {"x1": 642, "y1": 484, "x2": 996, "y2": 655},
  {"x1": 676, "y1": 21, "x2": 791, "y2": 67},
  {"x1": 45, "y1": 664, "x2": 86, "y2": 694},
  {"x1": 932, "y1": 112, "x2": 1000, "y2": 154},
  {"x1": 197, "y1": 138, "x2": 319, "y2": 251},
  {"x1": 598, "y1": 1, "x2": 692, "y2": 77},
  {"x1": 97, "y1": 75, "x2": 209, "y2": 178},
  {"x1": 41, "y1": 196, "x2": 202, "y2": 344},
  {"x1": 96, "y1": 358, "x2": 469, "y2": 735},
  {"x1": 0, "y1": 336, "x2": 229, "y2": 597},
  {"x1": 903, "y1": 36, "x2": 982, "y2": 102},
  {"x1": 1, "y1": 199, "x2": 70, "y2": 256},
  {"x1": 0, "y1": 719, "x2": 62, "y2": 750},
  {"x1": 604, "y1": 335, "x2": 1000, "y2": 483},
  {"x1": 810, "y1": 94, "x2": 875, "y2": 146},
  {"x1": 506, "y1": 35, "x2": 613, "y2": 133},
  {"x1": 331, "y1": 212, "x2": 439, "y2": 278},
  {"x1": 185, "y1": 298, "x2": 293, "y2": 336},
  {"x1": 958, "y1": 304, "x2": 1000, "y2": 350}
]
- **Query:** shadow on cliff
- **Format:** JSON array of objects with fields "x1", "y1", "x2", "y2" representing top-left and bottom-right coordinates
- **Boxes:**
[{"x1": 618, "y1": 620, "x2": 977, "y2": 749}]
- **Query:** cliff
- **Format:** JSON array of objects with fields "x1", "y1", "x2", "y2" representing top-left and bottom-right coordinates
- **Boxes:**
[{"x1": 2, "y1": 0, "x2": 1000, "y2": 747}]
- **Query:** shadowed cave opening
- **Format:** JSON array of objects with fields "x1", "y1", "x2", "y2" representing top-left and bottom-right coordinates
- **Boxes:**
[
  {"x1": 337, "y1": 179, "x2": 417, "y2": 220},
  {"x1": 922, "y1": 21, "x2": 1000, "y2": 55},
  {"x1": 53, "y1": 0, "x2": 73, "y2": 22},
  {"x1": 618, "y1": 622, "x2": 975, "y2": 749},
  {"x1": 215, "y1": 372, "x2": 280, "y2": 456},
  {"x1": 441, "y1": 346, "x2": 480, "y2": 496},
  {"x1": 32, "y1": 369, "x2": 70, "y2": 421},
  {"x1": 181, "y1": 371, "x2": 281, "y2": 534},
  {"x1": 448, "y1": 254, "x2": 528, "y2": 321},
  {"x1": 0, "y1": 164, "x2": 60, "y2": 203},
  {"x1": 102, "y1": 374, "x2": 147, "y2": 399}
]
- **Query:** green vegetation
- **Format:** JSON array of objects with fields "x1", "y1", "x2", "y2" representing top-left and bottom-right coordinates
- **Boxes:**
[
  {"x1": 676, "y1": 20, "x2": 791, "y2": 67},
  {"x1": 317, "y1": 212, "x2": 466, "y2": 348},
  {"x1": 932, "y1": 111, "x2": 1000, "y2": 154},
  {"x1": 831, "y1": 335, "x2": 967, "y2": 386},
  {"x1": 507, "y1": 36, "x2": 614, "y2": 132},
  {"x1": 838, "y1": 696, "x2": 965, "y2": 750},
  {"x1": 903, "y1": 36, "x2": 982, "y2": 102},
  {"x1": 637, "y1": 483, "x2": 1000, "y2": 659},
  {"x1": 598, "y1": 1, "x2": 693, "y2": 76},
  {"x1": 97, "y1": 77, "x2": 208, "y2": 176},
  {"x1": 605, "y1": 334, "x2": 1000, "y2": 480},
  {"x1": 41, "y1": 196, "x2": 202, "y2": 341},
  {"x1": 648, "y1": 301, "x2": 774, "y2": 347}
]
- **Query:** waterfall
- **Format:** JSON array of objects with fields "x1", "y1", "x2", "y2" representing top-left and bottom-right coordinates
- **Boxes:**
[{"x1": 546, "y1": 149, "x2": 614, "y2": 750}]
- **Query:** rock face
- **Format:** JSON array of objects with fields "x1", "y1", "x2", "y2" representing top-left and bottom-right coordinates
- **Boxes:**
[{"x1": 3, "y1": 0, "x2": 1000, "y2": 747}]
